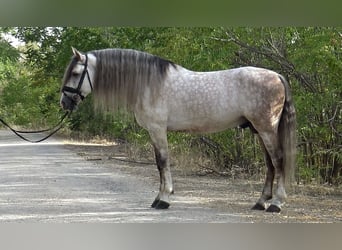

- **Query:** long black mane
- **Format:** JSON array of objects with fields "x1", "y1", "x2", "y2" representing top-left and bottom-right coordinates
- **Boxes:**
[{"x1": 90, "y1": 48, "x2": 176, "y2": 111}]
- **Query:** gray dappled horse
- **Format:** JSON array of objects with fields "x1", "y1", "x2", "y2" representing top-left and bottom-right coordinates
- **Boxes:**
[{"x1": 60, "y1": 48, "x2": 296, "y2": 213}]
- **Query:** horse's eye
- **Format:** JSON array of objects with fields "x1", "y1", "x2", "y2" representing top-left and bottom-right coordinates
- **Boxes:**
[{"x1": 72, "y1": 72, "x2": 79, "y2": 77}]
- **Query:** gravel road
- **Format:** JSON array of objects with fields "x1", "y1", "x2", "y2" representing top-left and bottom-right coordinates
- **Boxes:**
[
  {"x1": 0, "y1": 129, "x2": 244, "y2": 222},
  {"x1": 1, "y1": 129, "x2": 342, "y2": 223}
]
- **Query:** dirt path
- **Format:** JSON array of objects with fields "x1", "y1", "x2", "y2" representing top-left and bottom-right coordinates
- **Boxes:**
[
  {"x1": 1, "y1": 129, "x2": 341, "y2": 222},
  {"x1": 0, "y1": 129, "x2": 242, "y2": 222}
]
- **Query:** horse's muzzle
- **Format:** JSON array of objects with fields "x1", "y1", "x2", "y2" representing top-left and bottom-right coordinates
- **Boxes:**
[{"x1": 60, "y1": 94, "x2": 77, "y2": 111}]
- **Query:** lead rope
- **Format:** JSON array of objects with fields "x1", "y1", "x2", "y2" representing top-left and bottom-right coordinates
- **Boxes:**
[{"x1": 0, "y1": 111, "x2": 71, "y2": 143}]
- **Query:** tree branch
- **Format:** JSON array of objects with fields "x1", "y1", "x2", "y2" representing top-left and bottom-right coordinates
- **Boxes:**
[{"x1": 212, "y1": 29, "x2": 317, "y2": 92}]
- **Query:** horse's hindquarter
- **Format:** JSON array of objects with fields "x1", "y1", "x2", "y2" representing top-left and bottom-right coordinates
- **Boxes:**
[{"x1": 165, "y1": 66, "x2": 285, "y2": 133}]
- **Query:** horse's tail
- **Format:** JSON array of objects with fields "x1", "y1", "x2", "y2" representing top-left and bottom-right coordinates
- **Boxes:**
[{"x1": 278, "y1": 74, "x2": 297, "y2": 184}]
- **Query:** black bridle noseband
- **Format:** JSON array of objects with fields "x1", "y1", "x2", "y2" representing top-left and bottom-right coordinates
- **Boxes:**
[{"x1": 62, "y1": 54, "x2": 93, "y2": 103}]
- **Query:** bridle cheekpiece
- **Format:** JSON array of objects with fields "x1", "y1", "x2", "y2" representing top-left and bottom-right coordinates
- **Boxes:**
[{"x1": 62, "y1": 54, "x2": 93, "y2": 103}]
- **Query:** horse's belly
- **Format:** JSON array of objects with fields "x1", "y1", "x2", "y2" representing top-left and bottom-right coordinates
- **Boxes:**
[{"x1": 167, "y1": 113, "x2": 246, "y2": 133}]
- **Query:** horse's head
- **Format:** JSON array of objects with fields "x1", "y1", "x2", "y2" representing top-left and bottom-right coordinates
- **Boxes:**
[{"x1": 60, "y1": 47, "x2": 95, "y2": 111}]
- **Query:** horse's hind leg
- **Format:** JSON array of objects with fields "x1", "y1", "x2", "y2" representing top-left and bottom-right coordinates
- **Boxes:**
[
  {"x1": 257, "y1": 131, "x2": 286, "y2": 213},
  {"x1": 148, "y1": 128, "x2": 173, "y2": 209},
  {"x1": 252, "y1": 136, "x2": 274, "y2": 210}
]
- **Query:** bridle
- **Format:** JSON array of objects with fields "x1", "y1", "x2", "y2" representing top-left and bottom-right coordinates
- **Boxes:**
[
  {"x1": 0, "y1": 55, "x2": 94, "y2": 143},
  {"x1": 62, "y1": 54, "x2": 93, "y2": 103}
]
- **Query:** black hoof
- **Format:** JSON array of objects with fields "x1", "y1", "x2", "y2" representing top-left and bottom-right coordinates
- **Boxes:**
[
  {"x1": 266, "y1": 204, "x2": 281, "y2": 213},
  {"x1": 154, "y1": 200, "x2": 170, "y2": 209},
  {"x1": 151, "y1": 199, "x2": 160, "y2": 208},
  {"x1": 251, "y1": 203, "x2": 265, "y2": 210}
]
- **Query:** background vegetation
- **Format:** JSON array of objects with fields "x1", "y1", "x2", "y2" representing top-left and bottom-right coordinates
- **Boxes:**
[{"x1": 0, "y1": 27, "x2": 341, "y2": 185}]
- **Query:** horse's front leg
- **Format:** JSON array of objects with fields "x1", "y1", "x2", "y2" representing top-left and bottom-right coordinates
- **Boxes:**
[{"x1": 149, "y1": 129, "x2": 173, "y2": 209}]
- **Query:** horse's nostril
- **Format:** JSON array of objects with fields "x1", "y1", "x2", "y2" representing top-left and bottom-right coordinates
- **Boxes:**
[{"x1": 61, "y1": 100, "x2": 66, "y2": 109}]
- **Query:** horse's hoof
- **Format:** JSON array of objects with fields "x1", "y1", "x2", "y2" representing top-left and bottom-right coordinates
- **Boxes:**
[
  {"x1": 251, "y1": 203, "x2": 265, "y2": 210},
  {"x1": 154, "y1": 200, "x2": 170, "y2": 209},
  {"x1": 151, "y1": 199, "x2": 160, "y2": 208},
  {"x1": 266, "y1": 204, "x2": 281, "y2": 213}
]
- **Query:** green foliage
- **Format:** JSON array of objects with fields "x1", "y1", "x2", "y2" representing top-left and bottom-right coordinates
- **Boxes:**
[
  {"x1": 0, "y1": 66, "x2": 61, "y2": 127},
  {"x1": 0, "y1": 37, "x2": 19, "y2": 83}
]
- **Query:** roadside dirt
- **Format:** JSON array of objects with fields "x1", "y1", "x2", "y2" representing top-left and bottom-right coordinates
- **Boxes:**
[{"x1": 65, "y1": 140, "x2": 342, "y2": 223}]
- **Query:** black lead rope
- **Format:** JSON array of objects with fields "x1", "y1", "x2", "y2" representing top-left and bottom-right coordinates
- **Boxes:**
[{"x1": 0, "y1": 111, "x2": 71, "y2": 143}]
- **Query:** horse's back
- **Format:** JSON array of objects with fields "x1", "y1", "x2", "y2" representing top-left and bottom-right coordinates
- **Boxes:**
[{"x1": 162, "y1": 66, "x2": 285, "y2": 133}]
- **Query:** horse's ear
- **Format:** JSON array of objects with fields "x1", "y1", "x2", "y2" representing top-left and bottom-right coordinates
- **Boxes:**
[{"x1": 71, "y1": 47, "x2": 86, "y2": 62}]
